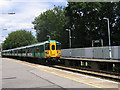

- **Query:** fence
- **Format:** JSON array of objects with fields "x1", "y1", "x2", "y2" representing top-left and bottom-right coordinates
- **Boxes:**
[{"x1": 61, "y1": 46, "x2": 120, "y2": 59}]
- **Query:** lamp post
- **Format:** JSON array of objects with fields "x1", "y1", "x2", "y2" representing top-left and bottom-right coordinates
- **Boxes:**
[
  {"x1": 47, "y1": 35, "x2": 51, "y2": 41},
  {"x1": 66, "y1": 29, "x2": 72, "y2": 57},
  {"x1": 66, "y1": 29, "x2": 71, "y2": 48},
  {"x1": 103, "y1": 17, "x2": 112, "y2": 59}
]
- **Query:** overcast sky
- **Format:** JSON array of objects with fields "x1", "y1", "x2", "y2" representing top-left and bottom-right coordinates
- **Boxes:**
[{"x1": 0, "y1": 0, "x2": 68, "y2": 44}]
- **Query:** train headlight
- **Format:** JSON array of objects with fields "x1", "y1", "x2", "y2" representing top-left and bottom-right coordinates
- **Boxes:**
[{"x1": 47, "y1": 53, "x2": 49, "y2": 56}]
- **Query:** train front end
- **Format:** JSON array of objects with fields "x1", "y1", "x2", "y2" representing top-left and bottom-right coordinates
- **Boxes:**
[{"x1": 45, "y1": 40, "x2": 61, "y2": 60}]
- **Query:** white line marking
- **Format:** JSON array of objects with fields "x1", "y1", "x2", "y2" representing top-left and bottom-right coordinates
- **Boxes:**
[{"x1": 37, "y1": 65, "x2": 119, "y2": 84}]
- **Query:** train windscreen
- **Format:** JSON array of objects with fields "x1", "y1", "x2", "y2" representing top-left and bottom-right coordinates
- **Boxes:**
[
  {"x1": 56, "y1": 44, "x2": 61, "y2": 50},
  {"x1": 52, "y1": 45, "x2": 55, "y2": 50},
  {"x1": 45, "y1": 43, "x2": 50, "y2": 50}
]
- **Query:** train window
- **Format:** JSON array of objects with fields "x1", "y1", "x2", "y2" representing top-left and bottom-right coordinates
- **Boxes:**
[
  {"x1": 16, "y1": 50, "x2": 18, "y2": 53},
  {"x1": 36, "y1": 46, "x2": 40, "y2": 53},
  {"x1": 26, "y1": 48, "x2": 31, "y2": 53},
  {"x1": 26, "y1": 48, "x2": 28, "y2": 53},
  {"x1": 15, "y1": 50, "x2": 17, "y2": 54},
  {"x1": 18, "y1": 49, "x2": 22, "y2": 53},
  {"x1": 52, "y1": 45, "x2": 55, "y2": 50},
  {"x1": 29, "y1": 48, "x2": 32, "y2": 53},
  {"x1": 56, "y1": 44, "x2": 61, "y2": 50},
  {"x1": 22, "y1": 49, "x2": 25, "y2": 53},
  {"x1": 27, "y1": 48, "x2": 29, "y2": 53},
  {"x1": 40, "y1": 45, "x2": 44, "y2": 53},
  {"x1": 45, "y1": 43, "x2": 50, "y2": 50}
]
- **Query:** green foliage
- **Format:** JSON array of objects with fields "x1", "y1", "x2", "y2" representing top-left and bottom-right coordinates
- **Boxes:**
[
  {"x1": 32, "y1": 2, "x2": 120, "y2": 49},
  {"x1": 32, "y1": 6, "x2": 68, "y2": 48},
  {"x1": 65, "y1": 2, "x2": 120, "y2": 48},
  {"x1": 2, "y1": 30, "x2": 36, "y2": 50}
]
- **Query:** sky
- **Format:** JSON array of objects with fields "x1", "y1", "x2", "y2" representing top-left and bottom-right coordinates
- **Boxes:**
[{"x1": 0, "y1": 0, "x2": 68, "y2": 45}]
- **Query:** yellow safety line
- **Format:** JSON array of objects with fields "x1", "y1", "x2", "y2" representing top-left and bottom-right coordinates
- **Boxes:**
[{"x1": 6, "y1": 58, "x2": 106, "y2": 89}]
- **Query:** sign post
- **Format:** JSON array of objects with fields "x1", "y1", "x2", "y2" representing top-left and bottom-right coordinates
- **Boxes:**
[{"x1": 92, "y1": 39, "x2": 103, "y2": 47}]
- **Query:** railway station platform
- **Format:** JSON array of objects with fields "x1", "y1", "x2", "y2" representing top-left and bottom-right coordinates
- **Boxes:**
[
  {"x1": 60, "y1": 57, "x2": 120, "y2": 63},
  {"x1": 1, "y1": 58, "x2": 119, "y2": 89},
  {"x1": 60, "y1": 57, "x2": 120, "y2": 75},
  {"x1": 60, "y1": 57, "x2": 120, "y2": 81}
]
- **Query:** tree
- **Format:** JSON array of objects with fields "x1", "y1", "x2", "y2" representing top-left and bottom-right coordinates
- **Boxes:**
[
  {"x1": 2, "y1": 30, "x2": 36, "y2": 50},
  {"x1": 65, "y1": 2, "x2": 120, "y2": 48},
  {"x1": 32, "y1": 6, "x2": 68, "y2": 48},
  {"x1": 0, "y1": 44, "x2": 2, "y2": 51},
  {"x1": 112, "y1": 2, "x2": 120, "y2": 46}
]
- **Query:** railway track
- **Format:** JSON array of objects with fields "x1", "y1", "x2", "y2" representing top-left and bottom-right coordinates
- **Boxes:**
[
  {"x1": 49, "y1": 65, "x2": 120, "y2": 82},
  {"x1": 36, "y1": 60, "x2": 120, "y2": 82}
]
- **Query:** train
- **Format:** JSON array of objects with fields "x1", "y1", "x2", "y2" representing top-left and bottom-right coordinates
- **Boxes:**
[{"x1": 1, "y1": 40, "x2": 61, "y2": 63}]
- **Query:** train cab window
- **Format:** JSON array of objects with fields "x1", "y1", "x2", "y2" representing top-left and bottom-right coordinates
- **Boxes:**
[
  {"x1": 56, "y1": 44, "x2": 61, "y2": 50},
  {"x1": 45, "y1": 43, "x2": 50, "y2": 50},
  {"x1": 52, "y1": 45, "x2": 55, "y2": 50}
]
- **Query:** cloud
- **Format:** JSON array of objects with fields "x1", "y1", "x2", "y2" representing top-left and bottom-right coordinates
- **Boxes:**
[
  {"x1": 0, "y1": 1, "x2": 50, "y2": 33},
  {"x1": 0, "y1": 0, "x2": 67, "y2": 45}
]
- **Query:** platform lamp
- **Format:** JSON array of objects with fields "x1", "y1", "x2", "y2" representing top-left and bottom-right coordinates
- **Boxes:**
[
  {"x1": 66, "y1": 29, "x2": 71, "y2": 49},
  {"x1": 103, "y1": 17, "x2": 112, "y2": 59},
  {"x1": 47, "y1": 35, "x2": 51, "y2": 41},
  {"x1": 66, "y1": 29, "x2": 72, "y2": 57}
]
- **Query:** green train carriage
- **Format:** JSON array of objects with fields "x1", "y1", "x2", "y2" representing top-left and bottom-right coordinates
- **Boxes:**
[{"x1": 2, "y1": 40, "x2": 61, "y2": 62}]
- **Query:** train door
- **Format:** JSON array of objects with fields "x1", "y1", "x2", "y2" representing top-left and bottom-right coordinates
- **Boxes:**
[{"x1": 50, "y1": 43, "x2": 57, "y2": 57}]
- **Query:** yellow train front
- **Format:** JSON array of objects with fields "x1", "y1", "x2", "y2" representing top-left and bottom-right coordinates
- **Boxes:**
[{"x1": 45, "y1": 40, "x2": 61, "y2": 61}]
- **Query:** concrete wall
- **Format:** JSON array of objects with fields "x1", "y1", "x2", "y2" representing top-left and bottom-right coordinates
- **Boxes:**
[
  {"x1": 72, "y1": 48, "x2": 85, "y2": 58},
  {"x1": 61, "y1": 49, "x2": 71, "y2": 57},
  {"x1": 118, "y1": 46, "x2": 120, "y2": 59},
  {"x1": 85, "y1": 48, "x2": 93, "y2": 58},
  {"x1": 61, "y1": 46, "x2": 120, "y2": 60}
]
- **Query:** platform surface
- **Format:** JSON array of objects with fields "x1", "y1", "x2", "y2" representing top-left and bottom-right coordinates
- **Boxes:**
[
  {"x1": 60, "y1": 57, "x2": 120, "y2": 63},
  {"x1": 1, "y1": 58, "x2": 119, "y2": 90}
]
